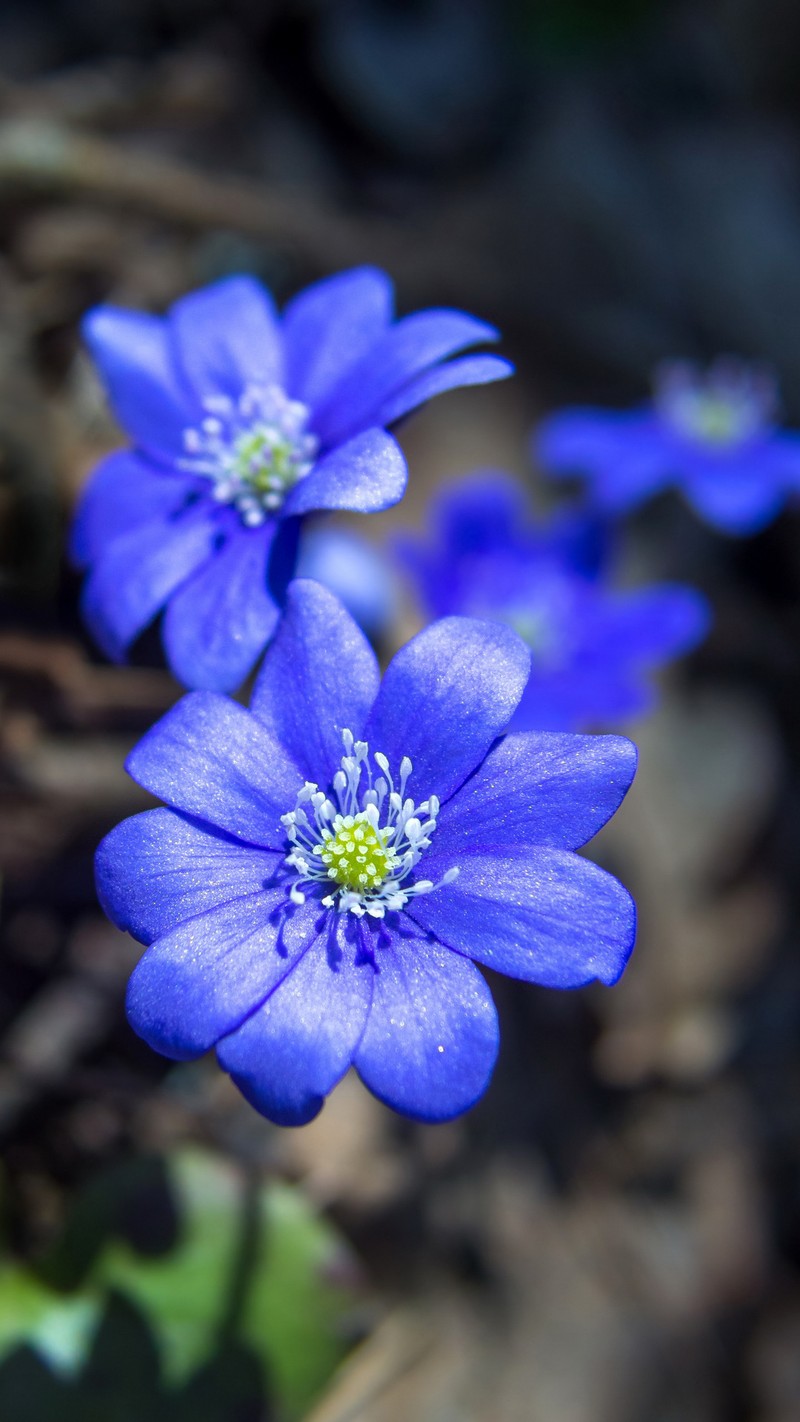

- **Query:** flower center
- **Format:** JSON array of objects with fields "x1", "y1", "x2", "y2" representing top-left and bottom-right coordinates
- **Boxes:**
[
  {"x1": 320, "y1": 813, "x2": 393, "y2": 891},
  {"x1": 181, "y1": 384, "x2": 319, "y2": 526},
  {"x1": 654, "y1": 359, "x2": 775, "y2": 453},
  {"x1": 281, "y1": 730, "x2": 458, "y2": 918}
]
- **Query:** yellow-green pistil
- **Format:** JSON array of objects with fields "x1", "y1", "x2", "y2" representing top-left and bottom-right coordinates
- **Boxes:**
[
  {"x1": 318, "y1": 812, "x2": 393, "y2": 891},
  {"x1": 688, "y1": 396, "x2": 743, "y2": 447}
]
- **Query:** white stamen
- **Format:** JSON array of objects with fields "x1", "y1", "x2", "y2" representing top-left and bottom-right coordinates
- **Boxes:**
[
  {"x1": 180, "y1": 383, "x2": 319, "y2": 526},
  {"x1": 280, "y1": 730, "x2": 458, "y2": 918},
  {"x1": 654, "y1": 358, "x2": 776, "y2": 451}
]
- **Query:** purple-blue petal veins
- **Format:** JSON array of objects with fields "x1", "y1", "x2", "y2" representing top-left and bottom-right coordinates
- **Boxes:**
[
  {"x1": 75, "y1": 268, "x2": 509, "y2": 692},
  {"x1": 98, "y1": 582, "x2": 638, "y2": 1125},
  {"x1": 535, "y1": 357, "x2": 800, "y2": 535},
  {"x1": 397, "y1": 473, "x2": 710, "y2": 732}
]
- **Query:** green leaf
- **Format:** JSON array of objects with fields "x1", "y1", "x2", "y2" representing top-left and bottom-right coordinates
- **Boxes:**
[
  {"x1": 90, "y1": 1149, "x2": 358, "y2": 1418},
  {"x1": 0, "y1": 1266, "x2": 100, "y2": 1375}
]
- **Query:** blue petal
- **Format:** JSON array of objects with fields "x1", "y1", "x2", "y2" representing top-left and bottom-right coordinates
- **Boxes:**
[
  {"x1": 594, "y1": 439, "x2": 674, "y2": 510},
  {"x1": 162, "y1": 522, "x2": 279, "y2": 693},
  {"x1": 509, "y1": 669, "x2": 655, "y2": 733},
  {"x1": 393, "y1": 470, "x2": 530, "y2": 618},
  {"x1": 282, "y1": 266, "x2": 393, "y2": 411},
  {"x1": 429, "y1": 470, "x2": 530, "y2": 554},
  {"x1": 767, "y1": 431, "x2": 800, "y2": 487},
  {"x1": 587, "y1": 584, "x2": 711, "y2": 663},
  {"x1": 126, "y1": 691, "x2": 302, "y2": 848},
  {"x1": 536, "y1": 407, "x2": 644, "y2": 473},
  {"x1": 363, "y1": 618, "x2": 530, "y2": 804},
  {"x1": 70, "y1": 450, "x2": 191, "y2": 569},
  {"x1": 354, "y1": 920, "x2": 499, "y2": 1123},
  {"x1": 96, "y1": 808, "x2": 282, "y2": 945},
  {"x1": 371, "y1": 353, "x2": 513, "y2": 429},
  {"x1": 250, "y1": 579, "x2": 379, "y2": 782},
  {"x1": 80, "y1": 509, "x2": 219, "y2": 660},
  {"x1": 296, "y1": 526, "x2": 399, "y2": 638},
  {"x1": 281, "y1": 428, "x2": 407, "y2": 517},
  {"x1": 536, "y1": 408, "x2": 672, "y2": 510},
  {"x1": 217, "y1": 913, "x2": 374, "y2": 1126},
  {"x1": 126, "y1": 893, "x2": 321, "y2": 1060},
  {"x1": 82, "y1": 306, "x2": 197, "y2": 460},
  {"x1": 169, "y1": 275, "x2": 284, "y2": 400},
  {"x1": 684, "y1": 465, "x2": 787, "y2": 534},
  {"x1": 432, "y1": 731, "x2": 637, "y2": 855},
  {"x1": 408, "y1": 848, "x2": 636, "y2": 988},
  {"x1": 314, "y1": 310, "x2": 500, "y2": 447}
]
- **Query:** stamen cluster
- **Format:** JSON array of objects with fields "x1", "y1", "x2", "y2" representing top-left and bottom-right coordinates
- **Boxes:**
[
  {"x1": 182, "y1": 383, "x2": 319, "y2": 526},
  {"x1": 655, "y1": 359, "x2": 776, "y2": 451},
  {"x1": 281, "y1": 730, "x2": 458, "y2": 918}
]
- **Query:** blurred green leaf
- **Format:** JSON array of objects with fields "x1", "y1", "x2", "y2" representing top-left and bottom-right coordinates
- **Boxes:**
[
  {"x1": 0, "y1": 1149, "x2": 361, "y2": 1420},
  {"x1": 0, "y1": 1266, "x2": 99, "y2": 1375},
  {"x1": 243, "y1": 1177, "x2": 356, "y2": 1416}
]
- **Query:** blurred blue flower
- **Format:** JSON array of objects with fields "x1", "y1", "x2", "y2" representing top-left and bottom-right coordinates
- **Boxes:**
[
  {"x1": 96, "y1": 580, "x2": 637, "y2": 1126},
  {"x1": 396, "y1": 473, "x2": 710, "y2": 731},
  {"x1": 536, "y1": 358, "x2": 800, "y2": 535},
  {"x1": 72, "y1": 268, "x2": 511, "y2": 691},
  {"x1": 296, "y1": 524, "x2": 399, "y2": 640}
]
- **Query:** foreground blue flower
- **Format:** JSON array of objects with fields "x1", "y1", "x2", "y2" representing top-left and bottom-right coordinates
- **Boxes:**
[
  {"x1": 72, "y1": 267, "x2": 511, "y2": 691},
  {"x1": 536, "y1": 358, "x2": 800, "y2": 535},
  {"x1": 96, "y1": 580, "x2": 637, "y2": 1125},
  {"x1": 397, "y1": 473, "x2": 710, "y2": 731}
]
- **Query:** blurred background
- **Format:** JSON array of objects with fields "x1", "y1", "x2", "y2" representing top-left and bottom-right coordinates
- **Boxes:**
[{"x1": 2, "y1": 1, "x2": 800, "y2": 1418}]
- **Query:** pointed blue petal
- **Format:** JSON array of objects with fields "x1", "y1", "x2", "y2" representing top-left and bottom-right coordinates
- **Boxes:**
[
  {"x1": 408, "y1": 848, "x2": 636, "y2": 988},
  {"x1": 126, "y1": 893, "x2": 321, "y2": 1060},
  {"x1": 163, "y1": 523, "x2": 279, "y2": 693},
  {"x1": 218, "y1": 914, "x2": 373, "y2": 1126},
  {"x1": 170, "y1": 275, "x2": 284, "y2": 399},
  {"x1": 250, "y1": 579, "x2": 379, "y2": 782},
  {"x1": 283, "y1": 266, "x2": 393, "y2": 410},
  {"x1": 80, "y1": 509, "x2": 218, "y2": 660},
  {"x1": 70, "y1": 450, "x2": 191, "y2": 569},
  {"x1": 370, "y1": 353, "x2": 513, "y2": 429},
  {"x1": 685, "y1": 465, "x2": 787, "y2": 534},
  {"x1": 432, "y1": 731, "x2": 637, "y2": 855},
  {"x1": 363, "y1": 618, "x2": 530, "y2": 804},
  {"x1": 82, "y1": 306, "x2": 197, "y2": 460},
  {"x1": 354, "y1": 922, "x2": 499, "y2": 1123},
  {"x1": 96, "y1": 808, "x2": 282, "y2": 945},
  {"x1": 125, "y1": 691, "x2": 302, "y2": 848},
  {"x1": 536, "y1": 408, "x2": 672, "y2": 510},
  {"x1": 314, "y1": 310, "x2": 499, "y2": 446},
  {"x1": 281, "y1": 427, "x2": 407, "y2": 517}
]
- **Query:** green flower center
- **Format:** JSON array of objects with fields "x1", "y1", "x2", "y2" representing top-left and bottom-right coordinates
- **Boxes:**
[
  {"x1": 655, "y1": 360, "x2": 775, "y2": 454},
  {"x1": 318, "y1": 812, "x2": 393, "y2": 891},
  {"x1": 688, "y1": 396, "x2": 743, "y2": 447},
  {"x1": 181, "y1": 384, "x2": 319, "y2": 527}
]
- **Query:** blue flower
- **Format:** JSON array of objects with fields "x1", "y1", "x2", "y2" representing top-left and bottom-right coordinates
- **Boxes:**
[
  {"x1": 72, "y1": 267, "x2": 511, "y2": 691},
  {"x1": 96, "y1": 580, "x2": 637, "y2": 1126},
  {"x1": 396, "y1": 473, "x2": 710, "y2": 731},
  {"x1": 536, "y1": 358, "x2": 800, "y2": 535}
]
